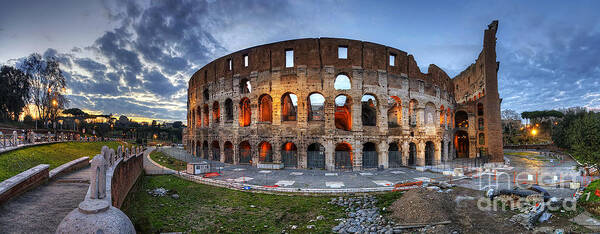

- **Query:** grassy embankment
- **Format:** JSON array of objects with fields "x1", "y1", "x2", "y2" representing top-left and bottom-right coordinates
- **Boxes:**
[
  {"x1": 149, "y1": 151, "x2": 187, "y2": 171},
  {"x1": 123, "y1": 175, "x2": 405, "y2": 233},
  {"x1": 0, "y1": 141, "x2": 123, "y2": 181}
]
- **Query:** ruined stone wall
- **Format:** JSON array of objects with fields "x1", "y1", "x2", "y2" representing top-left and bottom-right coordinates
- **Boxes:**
[
  {"x1": 452, "y1": 21, "x2": 503, "y2": 162},
  {"x1": 186, "y1": 22, "x2": 504, "y2": 170}
]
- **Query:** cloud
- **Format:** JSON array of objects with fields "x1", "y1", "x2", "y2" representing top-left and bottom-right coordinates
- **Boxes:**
[
  {"x1": 498, "y1": 27, "x2": 600, "y2": 112},
  {"x1": 11, "y1": 0, "x2": 297, "y2": 122}
]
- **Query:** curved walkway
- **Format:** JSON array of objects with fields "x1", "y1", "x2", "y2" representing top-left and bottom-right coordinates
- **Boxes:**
[{"x1": 0, "y1": 166, "x2": 91, "y2": 233}]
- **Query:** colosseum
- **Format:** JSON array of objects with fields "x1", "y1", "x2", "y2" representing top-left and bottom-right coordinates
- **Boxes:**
[{"x1": 184, "y1": 21, "x2": 503, "y2": 171}]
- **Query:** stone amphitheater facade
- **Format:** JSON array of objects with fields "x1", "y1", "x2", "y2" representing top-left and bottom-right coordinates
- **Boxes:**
[{"x1": 185, "y1": 21, "x2": 503, "y2": 171}]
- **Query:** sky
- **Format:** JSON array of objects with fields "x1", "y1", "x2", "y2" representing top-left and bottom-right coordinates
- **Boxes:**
[{"x1": 1, "y1": 0, "x2": 599, "y2": 122}]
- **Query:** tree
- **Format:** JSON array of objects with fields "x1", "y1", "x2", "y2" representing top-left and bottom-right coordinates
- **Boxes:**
[
  {"x1": 0, "y1": 66, "x2": 31, "y2": 121},
  {"x1": 552, "y1": 110, "x2": 600, "y2": 169},
  {"x1": 63, "y1": 108, "x2": 88, "y2": 117},
  {"x1": 501, "y1": 109, "x2": 521, "y2": 121},
  {"x1": 20, "y1": 54, "x2": 67, "y2": 126},
  {"x1": 172, "y1": 121, "x2": 183, "y2": 128}
]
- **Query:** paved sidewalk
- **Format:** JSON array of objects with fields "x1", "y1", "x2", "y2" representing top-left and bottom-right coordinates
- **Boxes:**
[
  {"x1": 155, "y1": 147, "x2": 583, "y2": 198},
  {"x1": 0, "y1": 167, "x2": 91, "y2": 234}
]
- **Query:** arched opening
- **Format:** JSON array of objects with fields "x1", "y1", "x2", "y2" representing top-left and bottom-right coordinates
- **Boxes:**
[
  {"x1": 196, "y1": 108, "x2": 201, "y2": 128},
  {"x1": 425, "y1": 102, "x2": 436, "y2": 126},
  {"x1": 281, "y1": 92, "x2": 298, "y2": 122},
  {"x1": 307, "y1": 143, "x2": 325, "y2": 169},
  {"x1": 258, "y1": 94, "x2": 273, "y2": 123},
  {"x1": 388, "y1": 142, "x2": 401, "y2": 168},
  {"x1": 409, "y1": 99, "x2": 418, "y2": 127},
  {"x1": 194, "y1": 141, "x2": 199, "y2": 157},
  {"x1": 203, "y1": 104, "x2": 209, "y2": 127},
  {"x1": 477, "y1": 103, "x2": 484, "y2": 116},
  {"x1": 281, "y1": 142, "x2": 297, "y2": 168},
  {"x1": 455, "y1": 111, "x2": 468, "y2": 128},
  {"x1": 425, "y1": 141, "x2": 435, "y2": 165},
  {"x1": 335, "y1": 142, "x2": 353, "y2": 170},
  {"x1": 202, "y1": 141, "x2": 209, "y2": 159},
  {"x1": 225, "y1": 99, "x2": 233, "y2": 121},
  {"x1": 308, "y1": 92, "x2": 325, "y2": 121},
  {"x1": 440, "y1": 105, "x2": 445, "y2": 127},
  {"x1": 213, "y1": 101, "x2": 220, "y2": 123},
  {"x1": 454, "y1": 130, "x2": 469, "y2": 158},
  {"x1": 479, "y1": 133, "x2": 485, "y2": 145},
  {"x1": 388, "y1": 96, "x2": 402, "y2": 128},
  {"x1": 447, "y1": 110, "x2": 452, "y2": 128},
  {"x1": 362, "y1": 142, "x2": 378, "y2": 168},
  {"x1": 334, "y1": 74, "x2": 351, "y2": 90},
  {"x1": 240, "y1": 78, "x2": 251, "y2": 94},
  {"x1": 211, "y1": 141, "x2": 220, "y2": 161},
  {"x1": 408, "y1": 142, "x2": 417, "y2": 166},
  {"x1": 258, "y1": 141, "x2": 273, "y2": 163},
  {"x1": 239, "y1": 98, "x2": 251, "y2": 127},
  {"x1": 361, "y1": 94, "x2": 377, "y2": 126},
  {"x1": 203, "y1": 89, "x2": 209, "y2": 101},
  {"x1": 479, "y1": 118, "x2": 484, "y2": 130},
  {"x1": 224, "y1": 141, "x2": 233, "y2": 164},
  {"x1": 335, "y1": 95, "x2": 352, "y2": 131},
  {"x1": 238, "y1": 141, "x2": 251, "y2": 164}
]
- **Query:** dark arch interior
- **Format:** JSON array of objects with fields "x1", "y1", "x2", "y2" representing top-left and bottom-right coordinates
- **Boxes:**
[
  {"x1": 239, "y1": 141, "x2": 251, "y2": 164},
  {"x1": 307, "y1": 143, "x2": 325, "y2": 169},
  {"x1": 455, "y1": 111, "x2": 468, "y2": 128},
  {"x1": 454, "y1": 130, "x2": 469, "y2": 158}
]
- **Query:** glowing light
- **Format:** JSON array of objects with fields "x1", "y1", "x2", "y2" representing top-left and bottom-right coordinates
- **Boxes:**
[
  {"x1": 531, "y1": 129, "x2": 538, "y2": 136},
  {"x1": 52, "y1": 99, "x2": 58, "y2": 107}
]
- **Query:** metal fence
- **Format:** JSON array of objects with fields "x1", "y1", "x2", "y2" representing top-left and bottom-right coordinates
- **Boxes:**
[
  {"x1": 224, "y1": 149, "x2": 233, "y2": 164},
  {"x1": 239, "y1": 149, "x2": 251, "y2": 164},
  {"x1": 362, "y1": 151, "x2": 378, "y2": 168},
  {"x1": 388, "y1": 151, "x2": 402, "y2": 168},
  {"x1": 307, "y1": 151, "x2": 325, "y2": 169},
  {"x1": 282, "y1": 151, "x2": 297, "y2": 168},
  {"x1": 335, "y1": 151, "x2": 352, "y2": 170}
]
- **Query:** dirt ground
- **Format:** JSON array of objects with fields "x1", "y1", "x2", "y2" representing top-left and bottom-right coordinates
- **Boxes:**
[{"x1": 387, "y1": 187, "x2": 589, "y2": 233}]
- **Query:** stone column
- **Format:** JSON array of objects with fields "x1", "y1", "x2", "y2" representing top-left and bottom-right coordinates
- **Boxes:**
[
  {"x1": 273, "y1": 139, "x2": 282, "y2": 164},
  {"x1": 379, "y1": 141, "x2": 388, "y2": 169},
  {"x1": 434, "y1": 141, "x2": 442, "y2": 165},
  {"x1": 232, "y1": 141, "x2": 239, "y2": 165},
  {"x1": 325, "y1": 140, "x2": 335, "y2": 171},
  {"x1": 402, "y1": 141, "x2": 409, "y2": 166},
  {"x1": 220, "y1": 142, "x2": 225, "y2": 163},
  {"x1": 298, "y1": 144, "x2": 308, "y2": 169},
  {"x1": 353, "y1": 141, "x2": 362, "y2": 171},
  {"x1": 417, "y1": 141, "x2": 425, "y2": 166}
]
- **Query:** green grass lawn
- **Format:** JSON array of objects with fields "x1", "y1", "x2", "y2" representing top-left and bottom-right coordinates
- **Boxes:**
[
  {"x1": 579, "y1": 179, "x2": 600, "y2": 216},
  {"x1": 0, "y1": 141, "x2": 123, "y2": 181},
  {"x1": 123, "y1": 175, "x2": 349, "y2": 233},
  {"x1": 149, "y1": 151, "x2": 187, "y2": 171}
]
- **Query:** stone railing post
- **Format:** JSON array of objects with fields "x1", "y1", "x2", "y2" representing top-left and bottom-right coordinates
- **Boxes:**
[{"x1": 89, "y1": 154, "x2": 107, "y2": 199}]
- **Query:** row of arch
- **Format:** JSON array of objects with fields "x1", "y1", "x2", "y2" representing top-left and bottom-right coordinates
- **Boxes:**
[
  {"x1": 189, "y1": 139, "x2": 447, "y2": 170},
  {"x1": 189, "y1": 93, "x2": 461, "y2": 131}
]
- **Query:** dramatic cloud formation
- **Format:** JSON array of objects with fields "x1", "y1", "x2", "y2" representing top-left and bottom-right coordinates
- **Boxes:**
[{"x1": 1, "y1": 0, "x2": 599, "y2": 122}]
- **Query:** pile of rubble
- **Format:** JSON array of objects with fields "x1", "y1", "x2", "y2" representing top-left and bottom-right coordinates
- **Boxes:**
[
  {"x1": 329, "y1": 196, "x2": 392, "y2": 233},
  {"x1": 329, "y1": 182, "x2": 457, "y2": 234},
  {"x1": 487, "y1": 186, "x2": 576, "y2": 230}
]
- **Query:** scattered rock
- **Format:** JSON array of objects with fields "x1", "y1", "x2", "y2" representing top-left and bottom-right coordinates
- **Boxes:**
[
  {"x1": 290, "y1": 225, "x2": 297, "y2": 230},
  {"x1": 307, "y1": 225, "x2": 315, "y2": 229},
  {"x1": 316, "y1": 215, "x2": 324, "y2": 220},
  {"x1": 250, "y1": 205, "x2": 256, "y2": 208},
  {"x1": 148, "y1": 187, "x2": 168, "y2": 197},
  {"x1": 171, "y1": 194, "x2": 180, "y2": 199}
]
